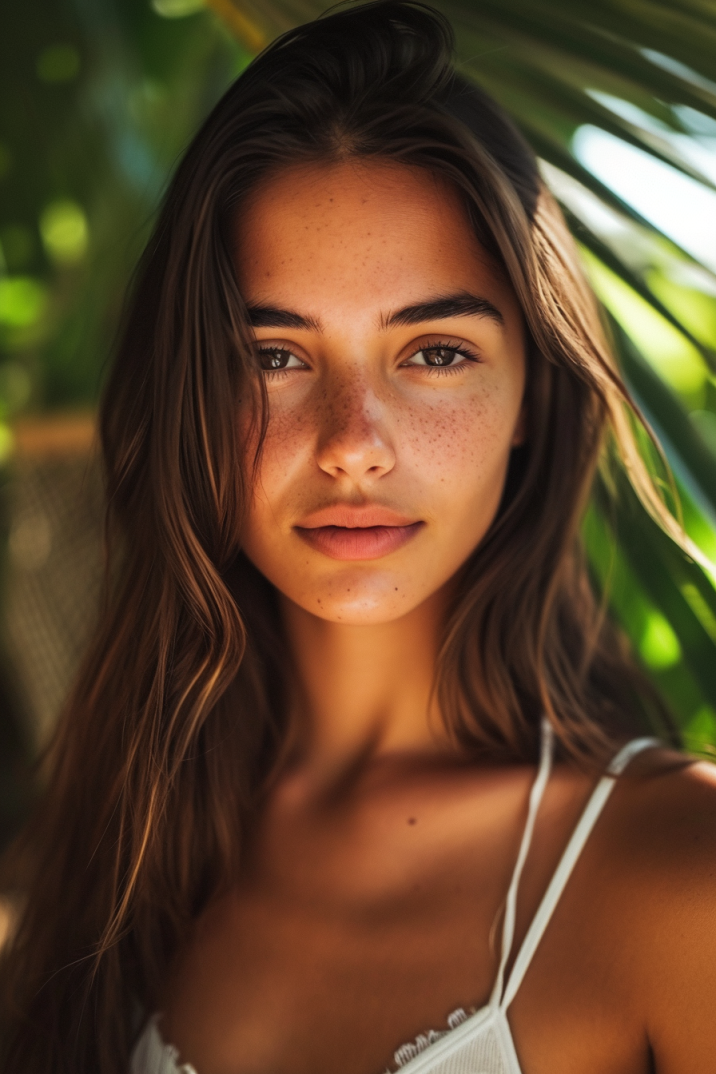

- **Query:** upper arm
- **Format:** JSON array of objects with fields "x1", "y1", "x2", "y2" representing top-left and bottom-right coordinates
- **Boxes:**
[{"x1": 622, "y1": 758, "x2": 716, "y2": 1072}]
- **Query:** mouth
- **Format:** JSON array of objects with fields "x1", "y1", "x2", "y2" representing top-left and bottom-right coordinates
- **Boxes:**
[
  {"x1": 294, "y1": 504, "x2": 424, "y2": 561},
  {"x1": 295, "y1": 522, "x2": 423, "y2": 560}
]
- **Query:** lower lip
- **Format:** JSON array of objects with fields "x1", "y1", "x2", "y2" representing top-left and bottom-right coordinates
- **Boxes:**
[{"x1": 295, "y1": 522, "x2": 423, "y2": 560}]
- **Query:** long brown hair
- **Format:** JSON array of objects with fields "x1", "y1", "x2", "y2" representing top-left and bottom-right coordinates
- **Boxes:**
[{"x1": 1, "y1": 2, "x2": 683, "y2": 1070}]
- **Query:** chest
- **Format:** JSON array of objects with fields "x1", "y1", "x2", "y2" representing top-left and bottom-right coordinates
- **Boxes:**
[{"x1": 157, "y1": 771, "x2": 649, "y2": 1074}]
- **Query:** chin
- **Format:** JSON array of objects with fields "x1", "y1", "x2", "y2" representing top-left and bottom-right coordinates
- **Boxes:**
[{"x1": 288, "y1": 574, "x2": 423, "y2": 625}]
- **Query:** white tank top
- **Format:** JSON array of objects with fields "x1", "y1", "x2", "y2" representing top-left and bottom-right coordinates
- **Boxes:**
[{"x1": 130, "y1": 723, "x2": 659, "y2": 1074}]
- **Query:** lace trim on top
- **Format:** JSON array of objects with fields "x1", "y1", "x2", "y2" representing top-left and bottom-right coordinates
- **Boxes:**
[
  {"x1": 139, "y1": 1007, "x2": 470, "y2": 1074},
  {"x1": 389, "y1": 1007, "x2": 470, "y2": 1070},
  {"x1": 145, "y1": 1018, "x2": 197, "y2": 1074},
  {"x1": 165, "y1": 1044, "x2": 196, "y2": 1074}
]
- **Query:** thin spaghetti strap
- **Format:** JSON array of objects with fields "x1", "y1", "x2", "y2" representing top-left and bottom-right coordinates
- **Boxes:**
[
  {"x1": 607, "y1": 735, "x2": 660, "y2": 776},
  {"x1": 499, "y1": 735, "x2": 660, "y2": 1011},
  {"x1": 488, "y1": 718, "x2": 554, "y2": 1007}
]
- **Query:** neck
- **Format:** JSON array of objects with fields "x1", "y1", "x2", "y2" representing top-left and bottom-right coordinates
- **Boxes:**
[{"x1": 279, "y1": 587, "x2": 455, "y2": 779}]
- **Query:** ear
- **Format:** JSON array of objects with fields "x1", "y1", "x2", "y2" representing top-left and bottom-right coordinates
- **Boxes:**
[{"x1": 511, "y1": 400, "x2": 527, "y2": 447}]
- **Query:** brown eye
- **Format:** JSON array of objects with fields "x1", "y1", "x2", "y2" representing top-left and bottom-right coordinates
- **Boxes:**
[
  {"x1": 422, "y1": 347, "x2": 458, "y2": 366},
  {"x1": 259, "y1": 348, "x2": 289, "y2": 370},
  {"x1": 406, "y1": 346, "x2": 466, "y2": 368},
  {"x1": 257, "y1": 347, "x2": 304, "y2": 371},
  {"x1": 402, "y1": 342, "x2": 480, "y2": 372}
]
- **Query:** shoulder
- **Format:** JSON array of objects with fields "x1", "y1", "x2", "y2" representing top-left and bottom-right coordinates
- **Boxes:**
[
  {"x1": 599, "y1": 747, "x2": 716, "y2": 1065},
  {"x1": 607, "y1": 745, "x2": 716, "y2": 881},
  {"x1": 592, "y1": 745, "x2": 716, "y2": 920},
  {"x1": 534, "y1": 744, "x2": 716, "y2": 937}
]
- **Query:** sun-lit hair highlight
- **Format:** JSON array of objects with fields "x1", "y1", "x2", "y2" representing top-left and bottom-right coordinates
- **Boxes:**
[{"x1": 1, "y1": 3, "x2": 684, "y2": 1070}]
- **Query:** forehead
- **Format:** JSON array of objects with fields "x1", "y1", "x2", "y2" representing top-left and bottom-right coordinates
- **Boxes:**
[{"x1": 233, "y1": 160, "x2": 506, "y2": 317}]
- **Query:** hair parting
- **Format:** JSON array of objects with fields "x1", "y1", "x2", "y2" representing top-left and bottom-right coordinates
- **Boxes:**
[{"x1": 1, "y1": 4, "x2": 684, "y2": 1071}]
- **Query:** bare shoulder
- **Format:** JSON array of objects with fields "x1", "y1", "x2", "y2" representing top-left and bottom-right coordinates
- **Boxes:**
[
  {"x1": 595, "y1": 748, "x2": 716, "y2": 1068},
  {"x1": 608, "y1": 745, "x2": 716, "y2": 875},
  {"x1": 598, "y1": 749, "x2": 716, "y2": 1013},
  {"x1": 549, "y1": 743, "x2": 716, "y2": 925}
]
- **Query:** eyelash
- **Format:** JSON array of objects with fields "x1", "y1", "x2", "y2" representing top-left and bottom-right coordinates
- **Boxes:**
[
  {"x1": 255, "y1": 339, "x2": 482, "y2": 378},
  {"x1": 255, "y1": 346, "x2": 305, "y2": 379},
  {"x1": 402, "y1": 339, "x2": 482, "y2": 376}
]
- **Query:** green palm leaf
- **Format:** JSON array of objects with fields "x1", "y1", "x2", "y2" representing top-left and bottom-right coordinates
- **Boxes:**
[
  {"x1": 1, "y1": 0, "x2": 715, "y2": 758},
  {"x1": 213, "y1": 0, "x2": 716, "y2": 742}
]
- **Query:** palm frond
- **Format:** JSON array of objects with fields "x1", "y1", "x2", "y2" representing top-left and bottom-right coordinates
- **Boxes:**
[
  {"x1": 227, "y1": 0, "x2": 716, "y2": 734},
  {"x1": 1, "y1": 0, "x2": 715, "y2": 748}
]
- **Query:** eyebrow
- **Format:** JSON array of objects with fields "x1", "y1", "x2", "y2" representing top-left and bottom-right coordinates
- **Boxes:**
[
  {"x1": 382, "y1": 292, "x2": 504, "y2": 329},
  {"x1": 245, "y1": 291, "x2": 504, "y2": 333},
  {"x1": 246, "y1": 306, "x2": 321, "y2": 331}
]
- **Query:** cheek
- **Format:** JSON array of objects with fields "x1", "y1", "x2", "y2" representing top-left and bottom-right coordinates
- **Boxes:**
[
  {"x1": 247, "y1": 392, "x2": 316, "y2": 509},
  {"x1": 401, "y1": 386, "x2": 513, "y2": 504},
  {"x1": 246, "y1": 374, "x2": 519, "y2": 529},
  {"x1": 265, "y1": 405, "x2": 308, "y2": 460}
]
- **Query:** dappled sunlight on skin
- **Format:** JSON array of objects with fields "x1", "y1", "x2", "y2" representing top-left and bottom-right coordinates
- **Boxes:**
[
  {"x1": 156, "y1": 163, "x2": 716, "y2": 1074},
  {"x1": 152, "y1": 126, "x2": 716, "y2": 1074}
]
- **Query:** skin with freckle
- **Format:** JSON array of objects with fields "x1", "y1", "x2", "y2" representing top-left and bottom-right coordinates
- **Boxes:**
[
  {"x1": 236, "y1": 161, "x2": 526, "y2": 626},
  {"x1": 11, "y1": 10, "x2": 716, "y2": 1074},
  {"x1": 156, "y1": 159, "x2": 716, "y2": 1074}
]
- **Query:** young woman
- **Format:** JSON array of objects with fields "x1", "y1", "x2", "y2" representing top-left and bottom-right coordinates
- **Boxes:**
[{"x1": 3, "y1": 3, "x2": 716, "y2": 1072}]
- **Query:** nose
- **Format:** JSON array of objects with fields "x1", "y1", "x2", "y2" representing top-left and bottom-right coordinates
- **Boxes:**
[{"x1": 314, "y1": 369, "x2": 396, "y2": 485}]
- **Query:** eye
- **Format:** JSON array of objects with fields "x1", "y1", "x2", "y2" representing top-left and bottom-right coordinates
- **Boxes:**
[
  {"x1": 411, "y1": 346, "x2": 459, "y2": 367},
  {"x1": 402, "y1": 342, "x2": 480, "y2": 371},
  {"x1": 256, "y1": 346, "x2": 306, "y2": 372}
]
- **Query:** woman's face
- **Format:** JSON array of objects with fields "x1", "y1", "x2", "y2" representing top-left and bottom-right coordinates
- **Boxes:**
[{"x1": 235, "y1": 161, "x2": 526, "y2": 625}]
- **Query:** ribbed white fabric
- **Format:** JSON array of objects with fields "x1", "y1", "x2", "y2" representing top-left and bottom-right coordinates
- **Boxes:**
[{"x1": 130, "y1": 725, "x2": 660, "y2": 1074}]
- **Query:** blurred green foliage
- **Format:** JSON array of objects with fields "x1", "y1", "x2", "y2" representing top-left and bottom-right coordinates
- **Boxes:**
[
  {"x1": 1, "y1": 0, "x2": 715, "y2": 758},
  {"x1": 0, "y1": 0, "x2": 251, "y2": 423}
]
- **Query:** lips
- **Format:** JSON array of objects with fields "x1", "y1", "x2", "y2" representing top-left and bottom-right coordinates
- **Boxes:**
[{"x1": 294, "y1": 504, "x2": 423, "y2": 561}]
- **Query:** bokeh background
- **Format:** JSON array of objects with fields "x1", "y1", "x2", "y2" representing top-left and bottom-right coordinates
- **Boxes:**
[{"x1": 1, "y1": 0, "x2": 715, "y2": 864}]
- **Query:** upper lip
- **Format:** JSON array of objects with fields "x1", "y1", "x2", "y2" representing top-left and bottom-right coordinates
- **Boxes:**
[{"x1": 295, "y1": 504, "x2": 420, "y2": 529}]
